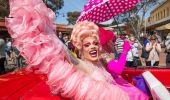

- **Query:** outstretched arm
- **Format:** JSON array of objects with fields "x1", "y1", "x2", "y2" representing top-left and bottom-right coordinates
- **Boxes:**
[
  {"x1": 5, "y1": 0, "x2": 129, "y2": 99},
  {"x1": 107, "y1": 41, "x2": 131, "y2": 75}
]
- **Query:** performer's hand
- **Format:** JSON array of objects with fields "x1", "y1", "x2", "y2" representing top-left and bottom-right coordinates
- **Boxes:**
[{"x1": 122, "y1": 41, "x2": 131, "y2": 53}]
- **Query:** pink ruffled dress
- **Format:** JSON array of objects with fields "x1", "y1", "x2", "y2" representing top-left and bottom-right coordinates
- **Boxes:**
[{"x1": 5, "y1": 0, "x2": 129, "y2": 100}]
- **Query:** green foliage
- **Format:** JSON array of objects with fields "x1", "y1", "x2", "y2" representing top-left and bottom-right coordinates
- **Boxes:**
[
  {"x1": 42, "y1": 0, "x2": 64, "y2": 12},
  {"x1": 0, "y1": 0, "x2": 64, "y2": 18},
  {"x1": 67, "y1": 11, "x2": 81, "y2": 25},
  {"x1": 0, "y1": 0, "x2": 9, "y2": 18},
  {"x1": 0, "y1": 17, "x2": 5, "y2": 21},
  {"x1": 111, "y1": 0, "x2": 160, "y2": 36}
]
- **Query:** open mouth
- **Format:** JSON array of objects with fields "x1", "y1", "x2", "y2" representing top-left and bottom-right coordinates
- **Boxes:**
[{"x1": 89, "y1": 50, "x2": 97, "y2": 57}]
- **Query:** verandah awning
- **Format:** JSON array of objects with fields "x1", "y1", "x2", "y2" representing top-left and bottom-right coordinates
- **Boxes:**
[{"x1": 155, "y1": 23, "x2": 170, "y2": 30}]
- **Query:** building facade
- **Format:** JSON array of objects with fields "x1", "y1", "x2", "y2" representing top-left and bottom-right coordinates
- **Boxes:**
[
  {"x1": 148, "y1": 0, "x2": 170, "y2": 23},
  {"x1": 0, "y1": 21, "x2": 10, "y2": 39},
  {"x1": 146, "y1": 0, "x2": 170, "y2": 34},
  {"x1": 0, "y1": 19, "x2": 72, "y2": 39},
  {"x1": 56, "y1": 24, "x2": 72, "y2": 36}
]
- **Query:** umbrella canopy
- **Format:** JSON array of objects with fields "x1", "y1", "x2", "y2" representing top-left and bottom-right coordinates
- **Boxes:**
[{"x1": 77, "y1": 0, "x2": 141, "y2": 24}]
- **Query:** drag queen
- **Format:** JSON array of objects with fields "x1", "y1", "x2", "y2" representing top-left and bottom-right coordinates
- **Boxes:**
[{"x1": 5, "y1": 0, "x2": 148, "y2": 99}]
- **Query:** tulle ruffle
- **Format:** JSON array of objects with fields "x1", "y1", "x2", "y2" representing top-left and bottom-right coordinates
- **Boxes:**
[{"x1": 6, "y1": 0, "x2": 129, "y2": 99}]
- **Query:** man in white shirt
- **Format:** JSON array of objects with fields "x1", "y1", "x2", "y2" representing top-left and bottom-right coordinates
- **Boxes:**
[
  {"x1": 0, "y1": 37, "x2": 6, "y2": 74},
  {"x1": 126, "y1": 36, "x2": 142, "y2": 67},
  {"x1": 115, "y1": 34, "x2": 125, "y2": 59}
]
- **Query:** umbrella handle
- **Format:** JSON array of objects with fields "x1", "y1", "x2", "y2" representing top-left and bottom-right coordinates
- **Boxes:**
[
  {"x1": 106, "y1": 2, "x2": 122, "y2": 35},
  {"x1": 113, "y1": 17, "x2": 122, "y2": 35}
]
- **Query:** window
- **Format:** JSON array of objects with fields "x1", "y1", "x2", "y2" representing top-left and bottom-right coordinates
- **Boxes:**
[
  {"x1": 164, "y1": 9, "x2": 165, "y2": 18},
  {"x1": 148, "y1": 17, "x2": 150, "y2": 22},
  {"x1": 167, "y1": 7, "x2": 169, "y2": 16},
  {"x1": 152, "y1": 16, "x2": 155, "y2": 20},
  {"x1": 161, "y1": 11, "x2": 163, "y2": 19},
  {"x1": 158, "y1": 13, "x2": 159, "y2": 20}
]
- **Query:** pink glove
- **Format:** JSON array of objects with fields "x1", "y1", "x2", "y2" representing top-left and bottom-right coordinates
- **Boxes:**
[
  {"x1": 122, "y1": 40, "x2": 131, "y2": 53},
  {"x1": 107, "y1": 41, "x2": 130, "y2": 75}
]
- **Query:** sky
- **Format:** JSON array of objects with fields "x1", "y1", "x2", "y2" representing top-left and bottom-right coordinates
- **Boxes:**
[{"x1": 56, "y1": 0, "x2": 88, "y2": 24}]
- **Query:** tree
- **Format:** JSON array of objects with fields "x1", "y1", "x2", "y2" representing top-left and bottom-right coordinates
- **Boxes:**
[
  {"x1": 0, "y1": 0, "x2": 64, "y2": 19},
  {"x1": 112, "y1": 0, "x2": 160, "y2": 36},
  {"x1": 42, "y1": 0, "x2": 64, "y2": 14},
  {"x1": 67, "y1": 11, "x2": 81, "y2": 25},
  {"x1": 0, "y1": 0, "x2": 9, "y2": 18}
]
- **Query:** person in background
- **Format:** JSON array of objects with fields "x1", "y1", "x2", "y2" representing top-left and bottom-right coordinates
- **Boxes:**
[
  {"x1": 165, "y1": 33, "x2": 170, "y2": 67},
  {"x1": 125, "y1": 46, "x2": 133, "y2": 67},
  {"x1": 115, "y1": 34, "x2": 125, "y2": 59},
  {"x1": 145, "y1": 35, "x2": 162, "y2": 66},
  {"x1": 57, "y1": 32, "x2": 65, "y2": 44},
  {"x1": 141, "y1": 33, "x2": 150, "y2": 66},
  {"x1": 125, "y1": 35, "x2": 136, "y2": 67},
  {"x1": 129, "y1": 35, "x2": 142, "y2": 67},
  {"x1": 67, "y1": 40, "x2": 79, "y2": 58},
  {"x1": 13, "y1": 47, "x2": 25, "y2": 68},
  {"x1": 99, "y1": 28, "x2": 116, "y2": 66},
  {"x1": 5, "y1": 38, "x2": 12, "y2": 57},
  {"x1": 154, "y1": 31, "x2": 162, "y2": 44},
  {"x1": 99, "y1": 28, "x2": 116, "y2": 55},
  {"x1": 0, "y1": 36, "x2": 6, "y2": 74},
  {"x1": 143, "y1": 33, "x2": 150, "y2": 48},
  {"x1": 63, "y1": 34, "x2": 69, "y2": 46}
]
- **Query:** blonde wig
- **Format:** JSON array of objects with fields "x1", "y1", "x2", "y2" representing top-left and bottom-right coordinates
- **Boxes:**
[{"x1": 71, "y1": 21, "x2": 99, "y2": 50}]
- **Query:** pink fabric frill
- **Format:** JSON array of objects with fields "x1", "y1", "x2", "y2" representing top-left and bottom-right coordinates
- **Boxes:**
[{"x1": 5, "y1": 0, "x2": 129, "y2": 99}]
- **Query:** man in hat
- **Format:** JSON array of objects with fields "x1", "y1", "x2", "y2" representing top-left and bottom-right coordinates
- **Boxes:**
[{"x1": 145, "y1": 35, "x2": 162, "y2": 66}]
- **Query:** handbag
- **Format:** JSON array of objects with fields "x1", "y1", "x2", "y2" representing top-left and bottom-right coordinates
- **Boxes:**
[
  {"x1": 133, "y1": 57, "x2": 142, "y2": 67},
  {"x1": 141, "y1": 47, "x2": 150, "y2": 59}
]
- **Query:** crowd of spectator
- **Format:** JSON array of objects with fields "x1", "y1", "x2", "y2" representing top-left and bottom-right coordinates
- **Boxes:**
[
  {"x1": 58, "y1": 31, "x2": 170, "y2": 68},
  {"x1": 0, "y1": 37, "x2": 26, "y2": 75},
  {"x1": 0, "y1": 31, "x2": 169, "y2": 75}
]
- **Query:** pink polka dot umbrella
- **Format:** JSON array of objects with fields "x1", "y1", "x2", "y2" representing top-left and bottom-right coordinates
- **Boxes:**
[{"x1": 77, "y1": 0, "x2": 141, "y2": 24}]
